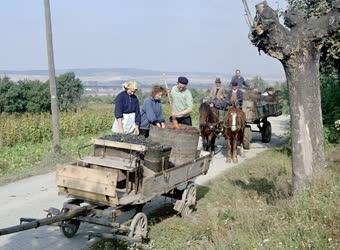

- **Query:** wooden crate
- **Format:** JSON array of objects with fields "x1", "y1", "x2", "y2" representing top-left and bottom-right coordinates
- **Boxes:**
[{"x1": 56, "y1": 164, "x2": 118, "y2": 206}]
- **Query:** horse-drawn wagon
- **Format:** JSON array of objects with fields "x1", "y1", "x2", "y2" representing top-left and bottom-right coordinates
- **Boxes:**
[
  {"x1": 242, "y1": 89, "x2": 282, "y2": 149},
  {"x1": 0, "y1": 125, "x2": 212, "y2": 243},
  {"x1": 200, "y1": 88, "x2": 282, "y2": 156}
]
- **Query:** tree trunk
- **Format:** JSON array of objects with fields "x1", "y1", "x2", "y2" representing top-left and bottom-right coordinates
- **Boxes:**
[
  {"x1": 242, "y1": 0, "x2": 339, "y2": 192},
  {"x1": 282, "y1": 43, "x2": 326, "y2": 191}
]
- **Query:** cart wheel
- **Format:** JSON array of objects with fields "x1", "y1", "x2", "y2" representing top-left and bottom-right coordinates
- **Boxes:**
[
  {"x1": 261, "y1": 121, "x2": 272, "y2": 143},
  {"x1": 60, "y1": 208, "x2": 81, "y2": 238},
  {"x1": 180, "y1": 183, "x2": 197, "y2": 217},
  {"x1": 243, "y1": 125, "x2": 252, "y2": 150},
  {"x1": 128, "y1": 212, "x2": 148, "y2": 240}
]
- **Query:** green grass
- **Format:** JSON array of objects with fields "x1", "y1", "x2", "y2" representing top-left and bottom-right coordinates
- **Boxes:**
[
  {"x1": 0, "y1": 104, "x2": 113, "y2": 148},
  {"x1": 90, "y1": 145, "x2": 340, "y2": 250},
  {"x1": 0, "y1": 131, "x2": 111, "y2": 185}
]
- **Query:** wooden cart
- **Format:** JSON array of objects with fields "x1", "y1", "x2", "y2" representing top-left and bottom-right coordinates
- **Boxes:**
[
  {"x1": 242, "y1": 90, "x2": 282, "y2": 149},
  {"x1": 203, "y1": 88, "x2": 282, "y2": 150},
  {"x1": 0, "y1": 130, "x2": 212, "y2": 243}
]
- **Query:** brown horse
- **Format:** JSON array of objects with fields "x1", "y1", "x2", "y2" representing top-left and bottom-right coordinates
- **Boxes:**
[
  {"x1": 223, "y1": 103, "x2": 246, "y2": 163},
  {"x1": 199, "y1": 102, "x2": 220, "y2": 152}
]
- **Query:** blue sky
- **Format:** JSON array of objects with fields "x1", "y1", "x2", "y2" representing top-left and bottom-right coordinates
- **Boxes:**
[{"x1": 0, "y1": 0, "x2": 287, "y2": 76}]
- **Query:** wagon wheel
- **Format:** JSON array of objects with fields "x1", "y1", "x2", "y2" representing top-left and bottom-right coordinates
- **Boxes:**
[
  {"x1": 128, "y1": 212, "x2": 148, "y2": 240},
  {"x1": 243, "y1": 125, "x2": 252, "y2": 150},
  {"x1": 180, "y1": 183, "x2": 197, "y2": 217},
  {"x1": 59, "y1": 207, "x2": 81, "y2": 238},
  {"x1": 261, "y1": 121, "x2": 272, "y2": 143}
]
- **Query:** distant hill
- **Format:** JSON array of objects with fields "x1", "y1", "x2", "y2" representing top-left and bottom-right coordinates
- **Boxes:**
[{"x1": 0, "y1": 67, "x2": 285, "y2": 85}]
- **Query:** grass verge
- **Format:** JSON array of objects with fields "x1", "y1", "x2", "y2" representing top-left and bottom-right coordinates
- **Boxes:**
[
  {"x1": 0, "y1": 131, "x2": 111, "y2": 185},
  {"x1": 91, "y1": 145, "x2": 340, "y2": 250}
]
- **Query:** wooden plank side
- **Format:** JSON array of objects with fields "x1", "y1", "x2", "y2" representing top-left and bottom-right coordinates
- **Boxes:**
[
  {"x1": 93, "y1": 139, "x2": 146, "y2": 152},
  {"x1": 142, "y1": 158, "x2": 208, "y2": 199},
  {"x1": 56, "y1": 165, "x2": 117, "y2": 197},
  {"x1": 56, "y1": 165, "x2": 117, "y2": 186},
  {"x1": 56, "y1": 176, "x2": 115, "y2": 196},
  {"x1": 80, "y1": 156, "x2": 135, "y2": 171},
  {"x1": 58, "y1": 187, "x2": 118, "y2": 206}
]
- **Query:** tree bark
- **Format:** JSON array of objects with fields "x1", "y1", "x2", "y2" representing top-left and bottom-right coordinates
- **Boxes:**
[{"x1": 282, "y1": 42, "x2": 326, "y2": 191}]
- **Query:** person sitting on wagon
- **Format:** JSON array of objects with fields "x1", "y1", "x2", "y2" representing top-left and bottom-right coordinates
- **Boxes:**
[
  {"x1": 169, "y1": 76, "x2": 193, "y2": 126},
  {"x1": 226, "y1": 81, "x2": 244, "y2": 108},
  {"x1": 210, "y1": 78, "x2": 226, "y2": 100},
  {"x1": 211, "y1": 80, "x2": 244, "y2": 110},
  {"x1": 112, "y1": 80, "x2": 140, "y2": 135},
  {"x1": 139, "y1": 85, "x2": 166, "y2": 138}
]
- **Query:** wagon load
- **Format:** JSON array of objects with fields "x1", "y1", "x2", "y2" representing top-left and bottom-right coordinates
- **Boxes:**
[
  {"x1": 98, "y1": 134, "x2": 172, "y2": 172},
  {"x1": 242, "y1": 88, "x2": 282, "y2": 123},
  {"x1": 149, "y1": 124, "x2": 200, "y2": 166}
]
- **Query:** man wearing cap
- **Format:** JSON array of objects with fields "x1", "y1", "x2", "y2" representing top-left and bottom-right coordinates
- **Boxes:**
[
  {"x1": 170, "y1": 76, "x2": 193, "y2": 126},
  {"x1": 226, "y1": 81, "x2": 244, "y2": 107},
  {"x1": 210, "y1": 78, "x2": 226, "y2": 100},
  {"x1": 230, "y1": 69, "x2": 249, "y2": 89}
]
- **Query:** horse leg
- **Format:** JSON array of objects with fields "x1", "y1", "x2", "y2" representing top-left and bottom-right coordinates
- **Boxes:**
[
  {"x1": 211, "y1": 135, "x2": 216, "y2": 153},
  {"x1": 240, "y1": 143, "x2": 245, "y2": 158},
  {"x1": 202, "y1": 135, "x2": 208, "y2": 151},
  {"x1": 239, "y1": 132, "x2": 245, "y2": 158},
  {"x1": 208, "y1": 133, "x2": 216, "y2": 153},
  {"x1": 226, "y1": 136, "x2": 232, "y2": 163},
  {"x1": 232, "y1": 138, "x2": 238, "y2": 163}
]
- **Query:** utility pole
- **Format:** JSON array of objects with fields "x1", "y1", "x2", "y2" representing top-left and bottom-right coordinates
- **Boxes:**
[{"x1": 44, "y1": 0, "x2": 61, "y2": 153}]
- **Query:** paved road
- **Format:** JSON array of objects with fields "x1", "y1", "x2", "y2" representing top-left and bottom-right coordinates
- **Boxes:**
[{"x1": 0, "y1": 116, "x2": 288, "y2": 250}]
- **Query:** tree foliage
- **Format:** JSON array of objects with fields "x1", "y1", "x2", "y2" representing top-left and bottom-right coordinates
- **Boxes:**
[
  {"x1": 55, "y1": 72, "x2": 84, "y2": 112},
  {"x1": 321, "y1": 72, "x2": 340, "y2": 143},
  {"x1": 0, "y1": 77, "x2": 15, "y2": 113},
  {"x1": 0, "y1": 72, "x2": 84, "y2": 113},
  {"x1": 288, "y1": 0, "x2": 340, "y2": 71},
  {"x1": 248, "y1": 76, "x2": 268, "y2": 91}
]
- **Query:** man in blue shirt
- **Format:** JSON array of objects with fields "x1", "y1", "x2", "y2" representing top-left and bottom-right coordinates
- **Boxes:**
[{"x1": 230, "y1": 69, "x2": 249, "y2": 89}]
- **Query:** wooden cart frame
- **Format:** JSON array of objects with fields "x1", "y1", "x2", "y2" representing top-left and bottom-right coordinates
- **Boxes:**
[
  {"x1": 242, "y1": 95, "x2": 282, "y2": 149},
  {"x1": 0, "y1": 139, "x2": 212, "y2": 244}
]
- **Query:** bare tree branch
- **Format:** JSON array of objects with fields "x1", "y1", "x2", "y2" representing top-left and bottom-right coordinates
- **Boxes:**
[
  {"x1": 251, "y1": 1, "x2": 292, "y2": 60},
  {"x1": 251, "y1": 0, "x2": 339, "y2": 60}
]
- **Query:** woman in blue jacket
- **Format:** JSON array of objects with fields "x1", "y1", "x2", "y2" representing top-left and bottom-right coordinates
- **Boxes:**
[
  {"x1": 112, "y1": 80, "x2": 141, "y2": 135},
  {"x1": 140, "y1": 85, "x2": 165, "y2": 138}
]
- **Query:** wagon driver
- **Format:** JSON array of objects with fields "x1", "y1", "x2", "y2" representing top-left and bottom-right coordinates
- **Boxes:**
[
  {"x1": 210, "y1": 77, "x2": 226, "y2": 100},
  {"x1": 169, "y1": 76, "x2": 193, "y2": 126},
  {"x1": 226, "y1": 80, "x2": 244, "y2": 107},
  {"x1": 112, "y1": 80, "x2": 141, "y2": 135}
]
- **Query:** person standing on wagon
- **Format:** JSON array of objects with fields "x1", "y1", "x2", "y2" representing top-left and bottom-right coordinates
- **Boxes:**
[
  {"x1": 112, "y1": 80, "x2": 140, "y2": 135},
  {"x1": 230, "y1": 69, "x2": 249, "y2": 89},
  {"x1": 139, "y1": 85, "x2": 166, "y2": 138},
  {"x1": 170, "y1": 76, "x2": 193, "y2": 126}
]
